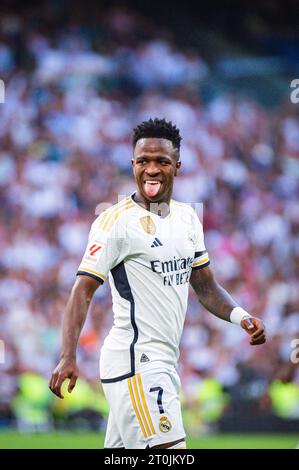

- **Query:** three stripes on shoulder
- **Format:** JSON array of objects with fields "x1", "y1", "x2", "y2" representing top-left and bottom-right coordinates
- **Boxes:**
[{"x1": 97, "y1": 198, "x2": 134, "y2": 232}]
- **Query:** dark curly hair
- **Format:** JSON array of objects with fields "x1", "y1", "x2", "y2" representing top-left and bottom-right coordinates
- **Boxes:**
[{"x1": 133, "y1": 118, "x2": 182, "y2": 151}]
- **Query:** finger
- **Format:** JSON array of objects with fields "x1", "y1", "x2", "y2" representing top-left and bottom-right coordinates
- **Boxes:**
[
  {"x1": 251, "y1": 328, "x2": 265, "y2": 339},
  {"x1": 250, "y1": 329, "x2": 265, "y2": 340},
  {"x1": 54, "y1": 380, "x2": 64, "y2": 399},
  {"x1": 53, "y1": 374, "x2": 65, "y2": 399},
  {"x1": 250, "y1": 338, "x2": 266, "y2": 345},
  {"x1": 243, "y1": 318, "x2": 256, "y2": 331},
  {"x1": 250, "y1": 336, "x2": 266, "y2": 344},
  {"x1": 251, "y1": 321, "x2": 265, "y2": 338},
  {"x1": 250, "y1": 334, "x2": 266, "y2": 345},
  {"x1": 251, "y1": 318, "x2": 265, "y2": 330},
  {"x1": 252, "y1": 333, "x2": 266, "y2": 343},
  {"x1": 49, "y1": 372, "x2": 58, "y2": 392},
  {"x1": 53, "y1": 386, "x2": 64, "y2": 399},
  {"x1": 68, "y1": 374, "x2": 78, "y2": 393}
]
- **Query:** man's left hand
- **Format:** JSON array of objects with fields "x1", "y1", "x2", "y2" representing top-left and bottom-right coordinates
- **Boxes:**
[{"x1": 241, "y1": 317, "x2": 266, "y2": 345}]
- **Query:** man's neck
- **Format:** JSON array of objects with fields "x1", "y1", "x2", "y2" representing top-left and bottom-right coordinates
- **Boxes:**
[{"x1": 133, "y1": 192, "x2": 171, "y2": 218}]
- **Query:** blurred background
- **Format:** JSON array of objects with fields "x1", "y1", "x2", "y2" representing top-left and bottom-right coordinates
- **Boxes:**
[{"x1": 0, "y1": 0, "x2": 298, "y2": 448}]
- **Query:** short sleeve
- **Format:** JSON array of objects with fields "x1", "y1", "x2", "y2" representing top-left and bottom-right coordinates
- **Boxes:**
[
  {"x1": 77, "y1": 210, "x2": 128, "y2": 283},
  {"x1": 191, "y1": 211, "x2": 210, "y2": 270}
]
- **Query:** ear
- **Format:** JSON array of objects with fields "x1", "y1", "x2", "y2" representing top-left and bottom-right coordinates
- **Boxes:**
[
  {"x1": 131, "y1": 158, "x2": 136, "y2": 172},
  {"x1": 174, "y1": 161, "x2": 181, "y2": 176}
]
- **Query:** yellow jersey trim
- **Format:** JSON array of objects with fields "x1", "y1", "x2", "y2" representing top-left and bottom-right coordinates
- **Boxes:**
[
  {"x1": 103, "y1": 202, "x2": 134, "y2": 232},
  {"x1": 98, "y1": 199, "x2": 134, "y2": 232},
  {"x1": 97, "y1": 197, "x2": 131, "y2": 231},
  {"x1": 77, "y1": 267, "x2": 107, "y2": 281},
  {"x1": 192, "y1": 257, "x2": 209, "y2": 267}
]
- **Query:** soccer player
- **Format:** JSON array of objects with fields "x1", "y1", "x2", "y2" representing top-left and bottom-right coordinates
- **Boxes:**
[{"x1": 49, "y1": 118, "x2": 266, "y2": 449}]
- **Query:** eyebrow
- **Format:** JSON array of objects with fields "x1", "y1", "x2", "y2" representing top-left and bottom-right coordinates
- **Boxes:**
[{"x1": 136, "y1": 155, "x2": 172, "y2": 160}]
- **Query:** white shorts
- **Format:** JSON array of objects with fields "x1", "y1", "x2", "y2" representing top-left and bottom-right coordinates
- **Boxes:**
[{"x1": 102, "y1": 365, "x2": 186, "y2": 449}]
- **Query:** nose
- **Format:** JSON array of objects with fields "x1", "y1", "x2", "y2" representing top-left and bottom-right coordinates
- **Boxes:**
[{"x1": 145, "y1": 161, "x2": 160, "y2": 176}]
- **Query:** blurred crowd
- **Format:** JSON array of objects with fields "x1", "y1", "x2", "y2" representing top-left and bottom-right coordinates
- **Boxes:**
[{"x1": 0, "y1": 1, "x2": 298, "y2": 433}]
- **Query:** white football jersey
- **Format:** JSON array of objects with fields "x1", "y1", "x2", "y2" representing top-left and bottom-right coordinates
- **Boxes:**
[{"x1": 77, "y1": 193, "x2": 210, "y2": 383}]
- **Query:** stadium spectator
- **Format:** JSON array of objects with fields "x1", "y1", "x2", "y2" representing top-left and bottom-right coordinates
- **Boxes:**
[{"x1": 0, "y1": 0, "x2": 298, "y2": 433}]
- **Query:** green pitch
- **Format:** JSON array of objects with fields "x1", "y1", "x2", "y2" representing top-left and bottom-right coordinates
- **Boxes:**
[{"x1": 0, "y1": 432, "x2": 297, "y2": 449}]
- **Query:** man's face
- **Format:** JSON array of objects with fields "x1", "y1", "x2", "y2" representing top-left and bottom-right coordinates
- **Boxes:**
[{"x1": 132, "y1": 138, "x2": 181, "y2": 204}]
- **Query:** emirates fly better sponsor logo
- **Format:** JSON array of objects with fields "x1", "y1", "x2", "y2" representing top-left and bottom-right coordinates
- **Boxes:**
[{"x1": 150, "y1": 256, "x2": 194, "y2": 286}]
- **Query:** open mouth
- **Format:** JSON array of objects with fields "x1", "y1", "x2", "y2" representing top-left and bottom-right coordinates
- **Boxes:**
[{"x1": 144, "y1": 180, "x2": 162, "y2": 198}]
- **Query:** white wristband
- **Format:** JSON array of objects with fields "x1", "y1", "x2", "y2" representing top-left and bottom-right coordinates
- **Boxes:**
[{"x1": 230, "y1": 307, "x2": 250, "y2": 325}]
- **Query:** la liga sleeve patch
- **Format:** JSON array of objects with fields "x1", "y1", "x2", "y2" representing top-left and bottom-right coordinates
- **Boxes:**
[{"x1": 83, "y1": 241, "x2": 105, "y2": 265}]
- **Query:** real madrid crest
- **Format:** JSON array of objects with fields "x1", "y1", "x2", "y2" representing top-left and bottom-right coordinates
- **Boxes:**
[
  {"x1": 140, "y1": 216, "x2": 156, "y2": 235},
  {"x1": 159, "y1": 416, "x2": 172, "y2": 433}
]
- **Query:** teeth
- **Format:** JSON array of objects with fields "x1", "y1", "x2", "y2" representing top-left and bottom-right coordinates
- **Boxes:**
[{"x1": 145, "y1": 181, "x2": 159, "y2": 184}]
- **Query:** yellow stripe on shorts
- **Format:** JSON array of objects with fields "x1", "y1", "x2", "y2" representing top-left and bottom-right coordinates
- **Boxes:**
[
  {"x1": 127, "y1": 377, "x2": 147, "y2": 438},
  {"x1": 127, "y1": 374, "x2": 156, "y2": 438},
  {"x1": 132, "y1": 375, "x2": 151, "y2": 437},
  {"x1": 137, "y1": 373, "x2": 155, "y2": 435}
]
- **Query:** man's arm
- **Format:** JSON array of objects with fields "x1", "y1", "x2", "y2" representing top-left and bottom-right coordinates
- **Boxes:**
[
  {"x1": 190, "y1": 266, "x2": 266, "y2": 345},
  {"x1": 49, "y1": 275, "x2": 100, "y2": 398}
]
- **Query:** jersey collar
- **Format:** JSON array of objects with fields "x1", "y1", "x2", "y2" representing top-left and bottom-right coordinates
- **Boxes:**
[{"x1": 130, "y1": 192, "x2": 172, "y2": 219}]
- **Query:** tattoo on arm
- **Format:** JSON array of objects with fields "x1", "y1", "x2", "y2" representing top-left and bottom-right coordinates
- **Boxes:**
[{"x1": 190, "y1": 266, "x2": 238, "y2": 322}]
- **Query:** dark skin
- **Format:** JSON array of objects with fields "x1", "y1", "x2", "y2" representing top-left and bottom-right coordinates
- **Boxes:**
[
  {"x1": 132, "y1": 137, "x2": 181, "y2": 217},
  {"x1": 49, "y1": 275, "x2": 99, "y2": 399},
  {"x1": 190, "y1": 267, "x2": 266, "y2": 345},
  {"x1": 49, "y1": 137, "x2": 266, "y2": 449}
]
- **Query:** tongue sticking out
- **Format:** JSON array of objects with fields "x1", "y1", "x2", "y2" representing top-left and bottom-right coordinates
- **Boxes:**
[{"x1": 144, "y1": 181, "x2": 161, "y2": 198}]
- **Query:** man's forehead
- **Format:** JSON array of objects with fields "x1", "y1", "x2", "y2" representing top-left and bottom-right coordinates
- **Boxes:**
[{"x1": 135, "y1": 137, "x2": 175, "y2": 154}]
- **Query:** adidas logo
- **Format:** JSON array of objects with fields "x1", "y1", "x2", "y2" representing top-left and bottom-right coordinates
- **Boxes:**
[
  {"x1": 140, "y1": 353, "x2": 150, "y2": 363},
  {"x1": 151, "y1": 238, "x2": 163, "y2": 248}
]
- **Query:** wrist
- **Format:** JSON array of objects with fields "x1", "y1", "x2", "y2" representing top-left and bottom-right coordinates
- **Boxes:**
[
  {"x1": 230, "y1": 306, "x2": 250, "y2": 325},
  {"x1": 60, "y1": 352, "x2": 76, "y2": 361}
]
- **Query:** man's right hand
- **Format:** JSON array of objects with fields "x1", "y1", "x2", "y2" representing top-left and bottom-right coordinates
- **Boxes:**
[{"x1": 49, "y1": 357, "x2": 79, "y2": 399}]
